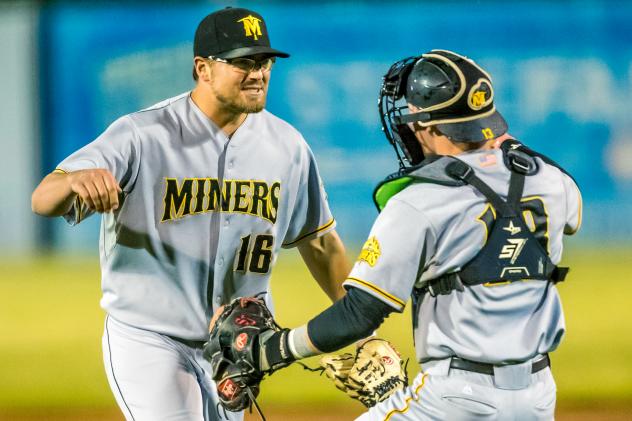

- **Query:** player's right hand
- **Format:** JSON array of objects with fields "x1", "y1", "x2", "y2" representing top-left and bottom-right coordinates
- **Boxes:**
[{"x1": 68, "y1": 169, "x2": 122, "y2": 213}]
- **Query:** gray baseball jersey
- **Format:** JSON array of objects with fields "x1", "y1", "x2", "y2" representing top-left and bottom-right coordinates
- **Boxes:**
[
  {"x1": 343, "y1": 148, "x2": 581, "y2": 364},
  {"x1": 56, "y1": 92, "x2": 335, "y2": 340}
]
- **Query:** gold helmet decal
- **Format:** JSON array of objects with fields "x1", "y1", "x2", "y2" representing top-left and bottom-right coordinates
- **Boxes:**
[
  {"x1": 481, "y1": 128, "x2": 495, "y2": 139},
  {"x1": 237, "y1": 15, "x2": 263, "y2": 40},
  {"x1": 468, "y1": 79, "x2": 494, "y2": 111},
  {"x1": 358, "y1": 236, "x2": 381, "y2": 267}
]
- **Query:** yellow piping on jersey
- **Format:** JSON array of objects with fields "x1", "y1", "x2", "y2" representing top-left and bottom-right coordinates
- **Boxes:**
[
  {"x1": 53, "y1": 168, "x2": 68, "y2": 174},
  {"x1": 345, "y1": 277, "x2": 405, "y2": 310},
  {"x1": 483, "y1": 280, "x2": 512, "y2": 287},
  {"x1": 282, "y1": 218, "x2": 335, "y2": 247},
  {"x1": 383, "y1": 373, "x2": 428, "y2": 421}
]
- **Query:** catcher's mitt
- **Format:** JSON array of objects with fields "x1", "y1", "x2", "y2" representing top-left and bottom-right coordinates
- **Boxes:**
[
  {"x1": 321, "y1": 352, "x2": 355, "y2": 391},
  {"x1": 203, "y1": 297, "x2": 281, "y2": 413},
  {"x1": 321, "y1": 339, "x2": 408, "y2": 408}
]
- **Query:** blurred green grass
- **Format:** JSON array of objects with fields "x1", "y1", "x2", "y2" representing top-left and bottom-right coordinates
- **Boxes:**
[{"x1": 0, "y1": 246, "x2": 631, "y2": 411}]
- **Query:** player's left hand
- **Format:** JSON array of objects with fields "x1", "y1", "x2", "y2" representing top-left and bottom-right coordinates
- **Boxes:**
[
  {"x1": 321, "y1": 338, "x2": 408, "y2": 408},
  {"x1": 203, "y1": 297, "x2": 282, "y2": 412},
  {"x1": 320, "y1": 352, "x2": 355, "y2": 391}
]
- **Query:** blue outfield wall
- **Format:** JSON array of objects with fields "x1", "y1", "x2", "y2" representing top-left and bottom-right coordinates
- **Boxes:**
[{"x1": 39, "y1": 1, "x2": 632, "y2": 249}]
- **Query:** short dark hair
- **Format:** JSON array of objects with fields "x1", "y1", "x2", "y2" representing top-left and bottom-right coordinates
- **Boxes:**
[{"x1": 192, "y1": 65, "x2": 198, "y2": 81}]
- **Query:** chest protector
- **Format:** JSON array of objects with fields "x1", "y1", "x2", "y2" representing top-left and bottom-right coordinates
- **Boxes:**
[{"x1": 373, "y1": 140, "x2": 571, "y2": 298}]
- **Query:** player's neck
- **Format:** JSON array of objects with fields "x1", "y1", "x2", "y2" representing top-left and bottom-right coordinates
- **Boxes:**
[
  {"x1": 431, "y1": 136, "x2": 495, "y2": 156},
  {"x1": 190, "y1": 88, "x2": 247, "y2": 137}
]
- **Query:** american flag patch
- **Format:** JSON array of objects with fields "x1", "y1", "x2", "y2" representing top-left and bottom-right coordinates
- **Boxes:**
[{"x1": 479, "y1": 153, "x2": 497, "y2": 167}]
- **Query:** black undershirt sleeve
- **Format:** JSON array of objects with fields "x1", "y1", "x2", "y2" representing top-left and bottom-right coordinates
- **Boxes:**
[{"x1": 307, "y1": 286, "x2": 396, "y2": 353}]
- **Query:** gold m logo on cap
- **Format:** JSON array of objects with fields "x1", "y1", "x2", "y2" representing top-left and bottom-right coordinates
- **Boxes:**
[
  {"x1": 238, "y1": 15, "x2": 262, "y2": 40},
  {"x1": 471, "y1": 91, "x2": 487, "y2": 108},
  {"x1": 468, "y1": 79, "x2": 494, "y2": 110}
]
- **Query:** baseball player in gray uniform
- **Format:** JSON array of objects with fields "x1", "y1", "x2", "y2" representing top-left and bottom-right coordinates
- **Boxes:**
[
  {"x1": 255, "y1": 50, "x2": 582, "y2": 420},
  {"x1": 31, "y1": 7, "x2": 350, "y2": 421}
]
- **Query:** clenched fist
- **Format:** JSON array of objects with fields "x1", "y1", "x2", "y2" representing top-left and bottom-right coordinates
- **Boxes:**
[{"x1": 67, "y1": 169, "x2": 122, "y2": 213}]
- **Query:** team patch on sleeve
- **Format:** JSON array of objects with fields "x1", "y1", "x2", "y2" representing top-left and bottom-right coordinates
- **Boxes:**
[{"x1": 358, "y1": 236, "x2": 381, "y2": 267}]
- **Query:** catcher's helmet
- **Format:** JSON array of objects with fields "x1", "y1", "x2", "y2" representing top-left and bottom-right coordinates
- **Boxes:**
[{"x1": 378, "y1": 49, "x2": 507, "y2": 169}]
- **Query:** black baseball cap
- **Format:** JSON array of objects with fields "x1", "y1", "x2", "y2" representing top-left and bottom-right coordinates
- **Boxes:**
[
  {"x1": 193, "y1": 7, "x2": 290, "y2": 59},
  {"x1": 404, "y1": 49, "x2": 507, "y2": 142}
]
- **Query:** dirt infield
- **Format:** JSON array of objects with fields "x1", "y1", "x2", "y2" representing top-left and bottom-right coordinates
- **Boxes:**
[{"x1": 2, "y1": 405, "x2": 631, "y2": 421}]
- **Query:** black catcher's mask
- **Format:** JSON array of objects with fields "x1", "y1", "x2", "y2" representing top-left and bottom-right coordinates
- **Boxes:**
[{"x1": 378, "y1": 49, "x2": 508, "y2": 170}]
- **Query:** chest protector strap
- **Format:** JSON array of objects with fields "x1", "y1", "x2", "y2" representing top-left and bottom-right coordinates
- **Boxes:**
[{"x1": 423, "y1": 159, "x2": 569, "y2": 297}]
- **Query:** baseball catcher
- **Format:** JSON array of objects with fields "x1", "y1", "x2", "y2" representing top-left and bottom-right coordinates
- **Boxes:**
[
  {"x1": 204, "y1": 297, "x2": 407, "y2": 415},
  {"x1": 207, "y1": 49, "x2": 582, "y2": 420}
]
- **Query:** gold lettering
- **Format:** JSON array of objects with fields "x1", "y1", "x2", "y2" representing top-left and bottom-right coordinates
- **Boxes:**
[
  {"x1": 221, "y1": 180, "x2": 234, "y2": 212},
  {"x1": 251, "y1": 181, "x2": 269, "y2": 220},
  {"x1": 234, "y1": 180, "x2": 252, "y2": 213},
  {"x1": 162, "y1": 178, "x2": 194, "y2": 222},
  {"x1": 207, "y1": 179, "x2": 222, "y2": 212},
  {"x1": 161, "y1": 177, "x2": 281, "y2": 224},
  {"x1": 193, "y1": 178, "x2": 207, "y2": 213},
  {"x1": 268, "y1": 182, "x2": 281, "y2": 224}
]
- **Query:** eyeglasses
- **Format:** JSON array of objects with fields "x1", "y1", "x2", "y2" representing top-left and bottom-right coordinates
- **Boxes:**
[{"x1": 208, "y1": 56, "x2": 275, "y2": 73}]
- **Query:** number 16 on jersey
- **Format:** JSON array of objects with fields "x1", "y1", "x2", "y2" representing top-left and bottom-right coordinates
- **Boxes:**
[{"x1": 234, "y1": 234, "x2": 274, "y2": 274}]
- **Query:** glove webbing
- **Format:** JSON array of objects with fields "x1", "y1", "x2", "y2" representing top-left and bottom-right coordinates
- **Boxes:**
[
  {"x1": 215, "y1": 385, "x2": 266, "y2": 421},
  {"x1": 213, "y1": 363, "x2": 326, "y2": 421},
  {"x1": 246, "y1": 387, "x2": 266, "y2": 421}
]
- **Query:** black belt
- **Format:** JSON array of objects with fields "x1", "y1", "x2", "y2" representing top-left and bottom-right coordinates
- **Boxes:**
[
  {"x1": 449, "y1": 354, "x2": 550, "y2": 376},
  {"x1": 167, "y1": 335, "x2": 207, "y2": 349}
]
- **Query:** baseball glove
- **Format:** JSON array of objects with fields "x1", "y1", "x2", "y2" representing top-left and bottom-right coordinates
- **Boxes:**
[
  {"x1": 321, "y1": 352, "x2": 355, "y2": 391},
  {"x1": 203, "y1": 297, "x2": 282, "y2": 412},
  {"x1": 321, "y1": 339, "x2": 408, "y2": 408}
]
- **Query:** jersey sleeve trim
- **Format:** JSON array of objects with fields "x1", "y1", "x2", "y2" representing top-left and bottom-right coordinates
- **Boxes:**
[
  {"x1": 53, "y1": 168, "x2": 67, "y2": 174},
  {"x1": 281, "y1": 218, "x2": 336, "y2": 248},
  {"x1": 343, "y1": 277, "x2": 406, "y2": 312}
]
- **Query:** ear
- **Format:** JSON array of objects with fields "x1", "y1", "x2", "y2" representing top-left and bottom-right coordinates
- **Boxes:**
[{"x1": 194, "y1": 57, "x2": 211, "y2": 82}]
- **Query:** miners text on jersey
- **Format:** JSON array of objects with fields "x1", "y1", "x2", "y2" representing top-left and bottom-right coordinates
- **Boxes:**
[{"x1": 161, "y1": 177, "x2": 281, "y2": 224}]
